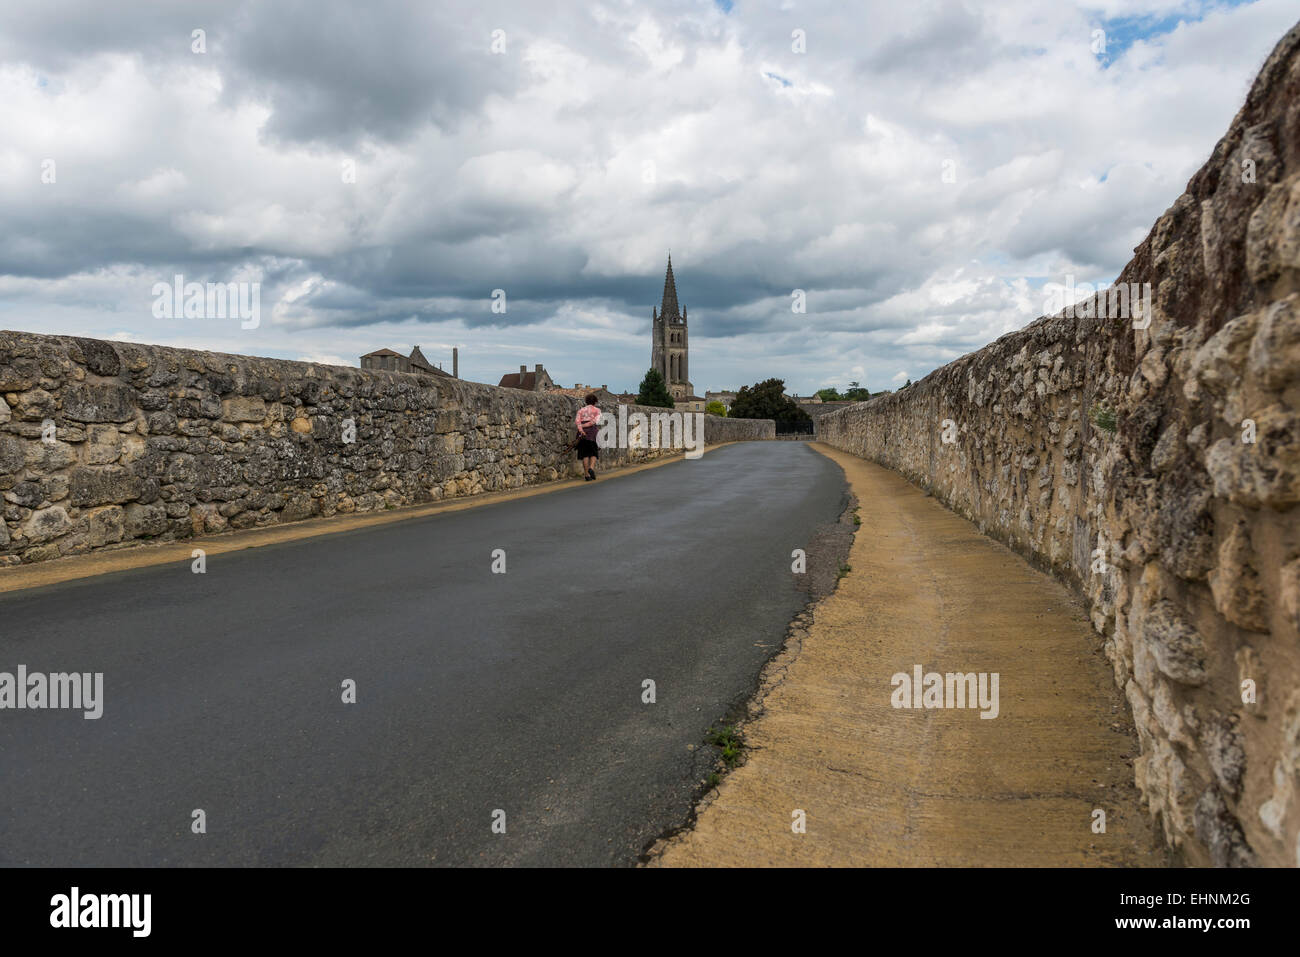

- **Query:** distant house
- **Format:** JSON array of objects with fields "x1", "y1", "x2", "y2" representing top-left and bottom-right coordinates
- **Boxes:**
[
  {"x1": 705, "y1": 390, "x2": 737, "y2": 411},
  {"x1": 360, "y1": 348, "x2": 403, "y2": 372},
  {"x1": 407, "y1": 345, "x2": 436, "y2": 375},
  {"x1": 498, "y1": 364, "x2": 555, "y2": 392},
  {"x1": 674, "y1": 394, "x2": 706, "y2": 413},
  {"x1": 361, "y1": 346, "x2": 458, "y2": 378}
]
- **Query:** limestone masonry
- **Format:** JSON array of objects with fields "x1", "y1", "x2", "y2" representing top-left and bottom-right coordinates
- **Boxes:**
[
  {"x1": 820, "y1": 23, "x2": 1300, "y2": 867},
  {"x1": 0, "y1": 333, "x2": 772, "y2": 565}
]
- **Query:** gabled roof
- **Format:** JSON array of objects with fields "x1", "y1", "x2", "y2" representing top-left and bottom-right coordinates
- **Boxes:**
[
  {"x1": 498, "y1": 372, "x2": 538, "y2": 390},
  {"x1": 363, "y1": 348, "x2": 402, "y2": 357},
  {"x1": 408, "y1": 345, "x2": 434, "y2": 371}
]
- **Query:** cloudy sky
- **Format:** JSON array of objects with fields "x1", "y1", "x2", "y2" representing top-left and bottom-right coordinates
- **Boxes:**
[{"x1": 0, "y1": 0, "x2": 1295, "y2": 395}]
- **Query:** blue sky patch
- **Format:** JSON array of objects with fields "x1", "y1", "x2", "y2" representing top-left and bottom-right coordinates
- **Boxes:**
[{"x1": 1092, "y1": 0, "x2": 1256, "y2": 65}]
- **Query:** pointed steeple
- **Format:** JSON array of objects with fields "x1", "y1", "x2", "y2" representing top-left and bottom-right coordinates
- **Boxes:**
[{"x1": 660, "y1": 254, "x2": 680, "y2": 320}]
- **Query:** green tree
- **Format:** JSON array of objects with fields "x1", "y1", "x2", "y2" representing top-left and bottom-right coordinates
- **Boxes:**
[
  {"x1": 728, "y1": 378, "x2": 812, "y2": 426},
  {"x1": 636, "y1": 368, "x2": 675, "y2": 408},
  {"x1": 705, "y1": 400, "x2": 727, "y2": 416},
  {"x1": 821, "y1": 381, "x2": 870, "y2": 402},
  {"x1": 843, "y1": 387, "x2": 871, "y2": 401}
]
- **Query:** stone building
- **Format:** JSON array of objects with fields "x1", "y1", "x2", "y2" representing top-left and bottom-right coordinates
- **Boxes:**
[
  {"x1": 651, "y1": 255, "x2": 694, "y2": 400},
  {"x1": 705, "y1": 390, "x2": 737, "y2": 411},
  {"x1": 497, "y1": 364, "x2": 555, "y2": 392},
  {"x1": 361, "y1": 345, "x2": 457, "y2": 378}
]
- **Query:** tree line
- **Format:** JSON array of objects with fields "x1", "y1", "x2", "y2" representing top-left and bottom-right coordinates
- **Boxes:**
[{"x1": 634, "y1": 370, "x2": 887, "y2": 424}]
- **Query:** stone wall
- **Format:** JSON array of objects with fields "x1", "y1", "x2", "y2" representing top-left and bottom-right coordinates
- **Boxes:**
[
  {"x1": 800, "y1": 401, "x2": 857, "y2": 424},
  {"x1": 702, "y1": 409, "x2": 776, "y2": 445},
  {"x1": 0, "y1": 332, "x2": 771, "y2": 564},
  {"x1": 820, "y1": 23, "x2": 1300, "y2": 867}
]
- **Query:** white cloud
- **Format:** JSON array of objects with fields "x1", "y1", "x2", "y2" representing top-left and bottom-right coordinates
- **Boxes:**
[{"x1": 0, "y1": 0, "x2": 1294, "y2": 396}]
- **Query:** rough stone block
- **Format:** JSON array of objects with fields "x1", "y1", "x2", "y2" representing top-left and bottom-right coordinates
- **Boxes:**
[
  {"x1": 69, "y1": 466, "x2": 141, "y2": 507},
  {"x1": 62, "y1": 381, "x2": 135, "y2": 423},
  {"x1": 22, "y1": 506, "x2": 71, "y2": 543},
  {"x1": 86, "y1": 505, "x2": 125, "y2": 546},
  {"x1": 223, "y1": 396, "x2": 267, "y2": 423},
  {"x1": 124, "y1": 502, "x2": 168, "y2": 538}
]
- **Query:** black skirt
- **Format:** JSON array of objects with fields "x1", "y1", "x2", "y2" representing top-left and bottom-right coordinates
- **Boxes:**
[{"x1": 575, "y1": 437, "x2": 599, "y2": 458}]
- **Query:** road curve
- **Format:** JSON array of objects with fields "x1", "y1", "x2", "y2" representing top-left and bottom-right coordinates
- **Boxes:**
[{"x1": 0, "y1": 441, "x2": 847, "y2": 867}]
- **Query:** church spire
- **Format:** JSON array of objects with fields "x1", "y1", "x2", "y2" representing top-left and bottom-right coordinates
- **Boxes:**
[{"x1": 660, "y1": 254, "x2": 680, "y2": 320}]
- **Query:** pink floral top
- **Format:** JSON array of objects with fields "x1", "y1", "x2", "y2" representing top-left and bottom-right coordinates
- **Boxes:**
[{"x1": 575, "y1": 405, "x2": 602, "y2": 439}]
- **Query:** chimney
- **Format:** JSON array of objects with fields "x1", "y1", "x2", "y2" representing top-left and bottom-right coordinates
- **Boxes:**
[
  {"x1": 453, "y1": 347, "x2": 458, "y2": 378},
  {"x1": 520, "y1": 364, "x2": 526, "y2": 375},
  {"x1": 535, "y1": 364, "x2": 543, "y2": 374}
]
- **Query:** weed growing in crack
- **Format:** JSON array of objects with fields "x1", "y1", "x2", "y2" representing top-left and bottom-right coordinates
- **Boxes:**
[{"x1": 706, "y1": 724, "x2": 743, "y2": 768}]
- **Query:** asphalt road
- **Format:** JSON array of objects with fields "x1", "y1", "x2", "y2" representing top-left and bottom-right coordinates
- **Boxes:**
[{"x1": 0, "y1": 441, "x2": 847, "y2": 866}]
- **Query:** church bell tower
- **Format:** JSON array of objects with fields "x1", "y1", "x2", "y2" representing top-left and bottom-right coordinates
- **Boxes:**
[{"x1": 650, "y1": 254, "x2": 692, "y2": 400}]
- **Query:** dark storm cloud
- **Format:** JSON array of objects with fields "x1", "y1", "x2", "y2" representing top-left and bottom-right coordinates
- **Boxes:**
[
  {"x1": 216, "y1": 0, "x2": 522, "y2": 148},
  {"x1": 0, "y1": 207, "x2": 249, "y2": 280},
  {"x1": 0, "y1": 1, "x2": 231, "y2": 71},
  {"x1": 0, "y1": 0, "x2": 520, "y2": 148}
]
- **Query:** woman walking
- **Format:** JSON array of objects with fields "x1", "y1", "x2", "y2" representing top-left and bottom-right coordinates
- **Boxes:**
[{"x1": 574, "y1": 394, "x2": 603, "y2": 481}]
